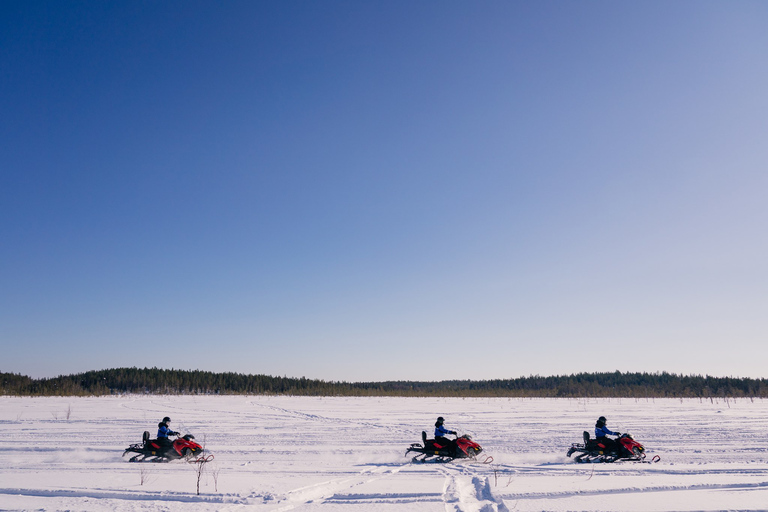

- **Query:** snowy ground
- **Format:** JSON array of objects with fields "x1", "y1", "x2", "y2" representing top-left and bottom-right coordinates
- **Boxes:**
[{"x1": 1, "y1": 396, "x2": 767, "y2": 511}]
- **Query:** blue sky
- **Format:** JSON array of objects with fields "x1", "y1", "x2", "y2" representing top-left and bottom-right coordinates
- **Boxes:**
[{"x1": 2, "y1": 1, "x2": 767, "y2": 381}]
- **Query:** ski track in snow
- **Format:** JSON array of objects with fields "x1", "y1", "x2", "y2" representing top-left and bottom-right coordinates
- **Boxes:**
[
  {"x1": 1, "y1": 396, "x2": 768, "y2": 511},
  {"x1": 438, "y1": 463, "x2": 510, "y2": 512}
]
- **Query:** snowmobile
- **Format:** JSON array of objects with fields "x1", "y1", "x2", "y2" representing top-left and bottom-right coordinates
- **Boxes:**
[
  {"x1": 567, "y1": 431, "x2": 657, "y2": 463},
  {"x1": 406, "y1": 431, "x2": 484, "y2": 463},
  {"x1": 123, "y1": 431, "x2": 204, "y2": 462}
]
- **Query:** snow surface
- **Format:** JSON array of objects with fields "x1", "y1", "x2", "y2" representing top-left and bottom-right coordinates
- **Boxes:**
[{"x1": 1, "y1": 396, "x2": 767, "y2": 511}]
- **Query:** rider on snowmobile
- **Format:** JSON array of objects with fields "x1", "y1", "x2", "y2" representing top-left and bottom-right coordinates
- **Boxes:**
[
  {"x1": 157, "y1": 416, "x2": 179, "y2": 449},
  {"x1": 434, "y1": 416, "x2": 457, "y2": 449},
  {"x1": 595, "y1": 416, "x2": 620, "y2": 450}
]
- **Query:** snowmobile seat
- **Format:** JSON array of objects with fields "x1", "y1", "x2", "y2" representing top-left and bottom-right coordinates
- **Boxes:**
[
  {"x1": 583, "y1": 431, "x2": 605, "y2": 450},
  {"x1": 421, "y1": 431, "x2": 441, "y2": 450},
  {"x1": 142, "y1": 431, "x2": 162, "y2": 450}
]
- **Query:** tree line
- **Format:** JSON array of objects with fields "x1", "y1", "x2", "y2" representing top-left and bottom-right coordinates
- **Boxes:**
[{"x1": 1, "y1": 368, "x2": 767, "y2": 397}]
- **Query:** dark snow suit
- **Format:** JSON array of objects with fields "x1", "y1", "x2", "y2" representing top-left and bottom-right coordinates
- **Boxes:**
[{"x1": 156, "y1": 423, "x2": 178, "y2": 450}]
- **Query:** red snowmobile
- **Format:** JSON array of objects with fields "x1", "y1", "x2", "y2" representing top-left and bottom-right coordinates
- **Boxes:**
[
  {"x1": 567, "y1": 431, "x2": 657, "y2": 463},
  {"x1": 123, "y1": 431, "x2": 204, "y2": 462},
  {"x1": 406, "y1": 431, "x2": 484, "y2": 463}
]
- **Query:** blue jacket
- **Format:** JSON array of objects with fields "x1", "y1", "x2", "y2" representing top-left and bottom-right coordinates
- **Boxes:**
[
  {"x1": 595, "y1": 424, "x2": 618, "y2": 438},
  {"x1": 157, "y1": 424, "x2": 177, "y2": 439},
  {"x1": 435, "y1": 424, "x2": 454, "y2": 438}
]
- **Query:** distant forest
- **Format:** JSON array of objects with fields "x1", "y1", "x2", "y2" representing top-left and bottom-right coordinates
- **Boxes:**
[{"x1": 1, "y1": 368, "x2": 767, "y2": 398}]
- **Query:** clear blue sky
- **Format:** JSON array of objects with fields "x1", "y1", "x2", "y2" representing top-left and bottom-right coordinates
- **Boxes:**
[{"x1": 2, "y1": 1, "x2": 767, "y2": 381}]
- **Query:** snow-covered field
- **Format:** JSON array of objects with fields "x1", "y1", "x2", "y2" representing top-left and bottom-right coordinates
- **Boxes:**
[{"x1": 1, "y1": 396, "x2": 767, "y2": 511}]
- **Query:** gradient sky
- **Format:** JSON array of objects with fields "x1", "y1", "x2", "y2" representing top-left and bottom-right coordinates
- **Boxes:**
[{"x1": 2, "y1": 1, "x2": 767, "y2": 381}]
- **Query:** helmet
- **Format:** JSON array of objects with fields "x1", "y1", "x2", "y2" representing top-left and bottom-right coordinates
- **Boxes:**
[
  {"x1": 598, "y1": 416, "x2": 606, "y2": 423},
  {"x1": 437, "y1": 416, "x2": 445, "y2": 423},
  {"x1": 163, "y1": 417, "x2": 171, "y2": 423}
]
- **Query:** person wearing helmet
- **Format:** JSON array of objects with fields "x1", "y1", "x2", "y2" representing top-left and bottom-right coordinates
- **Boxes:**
[
  {"x1": 156, "y1": 416, "x2": 179, "y2": 450},
  {"x1": 434, "y1": 416, "x2": 457, "y2": 450},
  {"x1": 595, "y1": 416, "x2": 620, "y2": 451}
]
